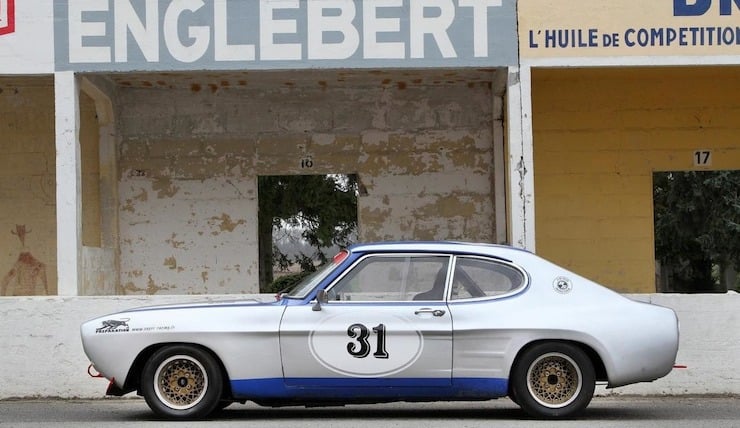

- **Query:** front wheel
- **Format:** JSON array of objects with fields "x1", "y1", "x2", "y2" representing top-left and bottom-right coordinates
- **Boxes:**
[
  {"x1": 510, "y1": 342, "x2": 595, "y2": 419},
  {"x1": 140, "y1": 345, "x2": 224, "y2": 419}
]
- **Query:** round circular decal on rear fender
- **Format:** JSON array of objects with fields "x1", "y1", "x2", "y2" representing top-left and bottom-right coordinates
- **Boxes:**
[{"x1": 309, "y1": 311, "x2": 424, "y2": 377}]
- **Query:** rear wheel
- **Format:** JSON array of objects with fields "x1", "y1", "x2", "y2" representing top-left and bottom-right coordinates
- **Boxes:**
[
  {"x1": 510, "y1": 342, "x2": 595, "y2": 419},
  {"x1": 140, "y1": 345, "x2": 223, "y2": 419}
]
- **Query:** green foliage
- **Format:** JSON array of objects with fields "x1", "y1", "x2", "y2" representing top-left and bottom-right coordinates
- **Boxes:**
[
  {"x1": 258, "y1": 174, "x2": 357, "y2": 291},
  {"x1": 654, "y1": 170, "x2": 740, "y2": 292},
  {"x1": 266, "y1": 271, "x2": 314, "y2": 294}
]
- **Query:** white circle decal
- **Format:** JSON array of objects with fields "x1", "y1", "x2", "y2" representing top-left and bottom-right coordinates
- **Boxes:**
[
  {"x1": 309, "y1": 311, "x2": 424, "y2": 377},
  {"x1": 553, "y1": 276, "x2": 573, "y2": 294}
]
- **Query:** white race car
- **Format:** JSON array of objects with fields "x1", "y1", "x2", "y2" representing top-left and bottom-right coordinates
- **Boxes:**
[{"x1": 81, "y1": 242, "x2": 679, "y2": 420}]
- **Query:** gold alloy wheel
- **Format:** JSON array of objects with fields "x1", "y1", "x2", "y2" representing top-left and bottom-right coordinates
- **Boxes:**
[
  {"x1": 153, "y1": 355, "x2": 209, "y2": 410},
  {"x1": 526, "y1": 352, "x2": 583, "y2": 408}
]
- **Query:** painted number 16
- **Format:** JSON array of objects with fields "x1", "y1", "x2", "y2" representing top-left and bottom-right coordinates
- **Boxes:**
[{"x1": 346, "y1": 323, "x2": 389, "y2": 359}]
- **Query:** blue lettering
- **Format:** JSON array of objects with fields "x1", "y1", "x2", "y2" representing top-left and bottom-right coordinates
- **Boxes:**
[
  {"x1": 720, "y1": 0, "x2": 740, "y2": 14},
  {"x1": 529, "y1": 30, "x2": 539, "y2": 48},
  {"x1": 666, "y1": 28, "x2": 677, "y2": 45},
  {"x1": 674, "y1": 0, "x2": 711, "y2": 16},
  {"x1": 589, "y1": 29, "x2": 598, "y2": 47},
  {"x1": 544, "y1": 30, "x2": 556, "y2": 48},
  {"x1": 674, "y1": 0, "x2": 740, "y2": 16},
  {"x1": 625, "y1": 28, "x2": 636, "y2": 47}
]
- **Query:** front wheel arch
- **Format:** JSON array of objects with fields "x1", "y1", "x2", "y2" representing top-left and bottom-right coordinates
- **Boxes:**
[{"x1": 124, "y1": 343, "x2": 232, "y2": 402}]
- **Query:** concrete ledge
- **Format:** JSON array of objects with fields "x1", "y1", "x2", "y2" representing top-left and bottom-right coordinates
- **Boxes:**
[{"x1": 1, "y1": 293, "x2": 737, "y2": 399}]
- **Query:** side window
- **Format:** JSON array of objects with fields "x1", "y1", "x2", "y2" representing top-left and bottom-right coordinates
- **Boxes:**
[
  {"x1": 451, "y1": 257, "x2": 525, "y2": 300},
  {"x1": 328, "y1": 255, "x2": 450, "y2": 302}
]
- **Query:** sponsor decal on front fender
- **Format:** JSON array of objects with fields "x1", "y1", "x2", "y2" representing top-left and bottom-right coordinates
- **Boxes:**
[
  {"x1": 95, "y1": 318, "x2": 130, "y2": 334},
  {"x1": 309, "y1": 312, "x2": 424, "y2": 377}
]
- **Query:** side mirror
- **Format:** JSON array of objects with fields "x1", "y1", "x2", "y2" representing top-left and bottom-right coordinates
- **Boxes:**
[{"x1": 312, "y1": 289, "x2": 329, "y2": 311}]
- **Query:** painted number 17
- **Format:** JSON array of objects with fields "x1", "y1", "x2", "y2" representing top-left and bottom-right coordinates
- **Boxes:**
[
  {"x1": 694, "y1": 150, "x2": 712, "y2": 166},
  {"x1": 346, "y1": 323, "x2": 389, "y2": 359}
]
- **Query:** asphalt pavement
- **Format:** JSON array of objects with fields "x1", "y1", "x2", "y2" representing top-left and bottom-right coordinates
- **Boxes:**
[{"x1": 0, "y1": 396, "x2": 738, "y2": 428}]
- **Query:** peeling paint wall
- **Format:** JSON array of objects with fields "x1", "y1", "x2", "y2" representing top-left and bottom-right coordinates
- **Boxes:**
[
  {"x1": 117, "y1": 72, "x2": 496, "y2": 294},
  {"x1": 359, "y1": 129, "x2": 494, "y2": 242},
  {"x1": 118, "y1": 139, "x2": 257, "y2": 295}
]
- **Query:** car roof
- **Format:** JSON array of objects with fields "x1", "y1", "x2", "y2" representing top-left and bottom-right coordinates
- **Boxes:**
[{"x1": 347, "y1": 241, "x2": 533, "y2": 259}]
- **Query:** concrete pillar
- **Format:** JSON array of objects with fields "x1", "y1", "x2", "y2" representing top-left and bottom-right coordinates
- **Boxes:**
[
  {"x1": 506, "y1": 65, "x2": 536, "y2": 251},
  {"x1": 492, "y1": 69, "x2": 508, "y2": 245},
  {"x1": 81, "y1": 76, "x2": 120, "y2": 295},
  {"x1": 55, "y1": 71, "x2": 81, "y2": 296}
]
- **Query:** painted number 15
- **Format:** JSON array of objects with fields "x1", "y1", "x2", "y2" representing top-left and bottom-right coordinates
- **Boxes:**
[{"x1": 347, "y1": 323, "x2": 389, "y2": 359}]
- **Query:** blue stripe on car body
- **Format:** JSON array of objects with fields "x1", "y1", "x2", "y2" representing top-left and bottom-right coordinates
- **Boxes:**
[{"x1": 230, "y1": 377, "x2": 508, "y2": 400}]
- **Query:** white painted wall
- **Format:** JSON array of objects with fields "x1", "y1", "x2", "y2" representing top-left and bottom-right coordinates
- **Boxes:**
[{"x1": 0, "y1": 293, "x2": 737, "y2": 399}]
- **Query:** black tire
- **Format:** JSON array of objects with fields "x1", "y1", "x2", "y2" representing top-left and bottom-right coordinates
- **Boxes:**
[
  {"x1": 140, "y1": 345, "x2": 224, "y2": 419},
  {"x1": 510, "y1": 342, "x2": 595, "y2": 419}
]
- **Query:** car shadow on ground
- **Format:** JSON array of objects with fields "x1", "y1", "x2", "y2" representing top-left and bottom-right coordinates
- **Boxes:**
[{"x1": 156, "y1": 402, "x2": 664, "y2": 423}]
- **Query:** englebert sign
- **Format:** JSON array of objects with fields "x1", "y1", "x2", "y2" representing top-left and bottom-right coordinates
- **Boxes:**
[
  {"x1": 53, "y1": 0, "x2": 518, "y2": 71},
  {"x1": 520, "y1": 0, "x2": 740, "y2": 59}
]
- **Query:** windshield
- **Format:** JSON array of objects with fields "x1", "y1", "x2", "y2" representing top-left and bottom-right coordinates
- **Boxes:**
[{"x1": 285, "y1": 251, "x2": 348, "y2": 299}]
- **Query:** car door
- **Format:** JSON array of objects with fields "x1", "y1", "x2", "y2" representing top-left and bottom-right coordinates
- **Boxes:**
[
  {"x1": 447, "y1": 255, "x2": 528, "y2": 395},
  {"x1": 279, "y1": 254, "x2": 453, "y2": 391}
]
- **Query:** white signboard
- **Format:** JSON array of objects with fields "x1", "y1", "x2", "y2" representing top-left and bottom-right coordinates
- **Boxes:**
[{"x1": 0, "y1": 0, "x2": 54, "y2": 74}]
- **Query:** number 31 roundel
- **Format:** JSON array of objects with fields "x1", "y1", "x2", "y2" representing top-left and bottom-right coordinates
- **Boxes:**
[{"x1": 309, "y1": 312, "x2": 424, "y2": 377}]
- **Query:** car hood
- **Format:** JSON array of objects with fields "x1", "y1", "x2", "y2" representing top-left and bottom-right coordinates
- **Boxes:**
[{"x1": 123, "y1": 298, "x2": 273, "y2": 313}]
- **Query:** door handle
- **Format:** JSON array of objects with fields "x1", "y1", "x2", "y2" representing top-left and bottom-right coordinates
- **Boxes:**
[{"x1": 414, "y1": 308, "x2": 446, "y2": 317}]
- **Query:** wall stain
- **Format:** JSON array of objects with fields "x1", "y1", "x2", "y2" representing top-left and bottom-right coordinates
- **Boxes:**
[
  {"x1": 163, "y1": 256, "x2": 183, "y2": 272},
  {"x1": 121, "y1": 199, "x2": 135, "y2": 213},
  {"x1": 1, "y1": 225, "x2": 48, "y2": 296},
  {"x1": 147, "y1": 275, "x2": 170, "y2": 295},
  {"x1": 210, "y1": 213, "x2": 246, "y2": 233},
  {"x1": 417, "y1": 195, "x2": 478, "y2": 218},
  {"x1": 152, "y1": 177, "x2": 180, "y2": 198},
  {"x1": 166, "y1": 233, "x2": 186, "y2": 249},
  {"x1": 134, "y1": 188, "x2": 148, "y2": 202},
  {"x1": 122, "y1": 281, "x2": 145, "y2": 294}
]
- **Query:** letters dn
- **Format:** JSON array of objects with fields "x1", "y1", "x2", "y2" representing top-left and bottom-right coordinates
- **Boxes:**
[{"x1": 53, "y1": 0, "x2": 519, "y2": 72}]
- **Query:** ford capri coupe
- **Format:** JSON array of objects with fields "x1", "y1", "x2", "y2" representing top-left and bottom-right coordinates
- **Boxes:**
[{"x1": 80, "y1": 242, "x2": 679, "y2": 420}]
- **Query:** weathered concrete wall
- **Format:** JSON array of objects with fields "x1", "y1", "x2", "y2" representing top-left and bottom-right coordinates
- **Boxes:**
[
  {"x1": 532, "y1": 67, "x2": 740, "y2": 293},
  {"x1": 116, "y1": 72, "x2": 495, "y2": 295},
  {"x1": 0, "y1": 293, "x2": 736, "y2": 399}
]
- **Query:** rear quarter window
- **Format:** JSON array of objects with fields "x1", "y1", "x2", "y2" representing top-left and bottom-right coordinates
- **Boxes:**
[{"x1": 451, "y1": 256, "x2": 526, "y2": 300}]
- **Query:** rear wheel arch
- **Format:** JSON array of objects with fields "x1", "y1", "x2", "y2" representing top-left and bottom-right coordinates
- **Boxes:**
[{"x1": 510, "y1": 339, "x2": 607, "y2": 384}]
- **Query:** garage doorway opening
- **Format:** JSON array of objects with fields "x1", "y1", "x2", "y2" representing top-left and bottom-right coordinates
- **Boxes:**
[
  {"x1": 257, "y1": 174, "x2": 358, "y2": 293},
  {"x1": 653, "y1": 170, "x2": 740, "y2": 293}
]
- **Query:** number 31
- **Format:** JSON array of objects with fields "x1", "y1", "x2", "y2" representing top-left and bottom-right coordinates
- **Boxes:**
[{"x1": 346, "y1": 323, "x2": 389, "y2": 359}]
